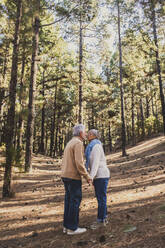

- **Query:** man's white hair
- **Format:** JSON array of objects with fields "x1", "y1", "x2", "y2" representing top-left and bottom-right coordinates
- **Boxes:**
[
  {"x1": 88, "y1": 129, "x2": 100, "y2": 138},
  {"x1": 73, "y1": 124, "x2": 85, "y2": 136}
]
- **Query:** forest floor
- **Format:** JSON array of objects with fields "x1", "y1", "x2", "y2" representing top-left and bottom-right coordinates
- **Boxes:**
[{"x1": 0, "y1": 135, "x2": 165, "y2": 248}]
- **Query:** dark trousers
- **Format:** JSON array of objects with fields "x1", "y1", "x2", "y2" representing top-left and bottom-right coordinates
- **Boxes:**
[
  {"x1": 62, "y1": 178, "x2": 82, "y2": 230},
  {"x1": 93, "y1": 178, "x2": 109, "y2": 222}
]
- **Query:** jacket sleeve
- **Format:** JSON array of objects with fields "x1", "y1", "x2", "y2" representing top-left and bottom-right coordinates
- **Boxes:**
[
  {"x1": 89, "y1": 144, "x2": 101, "y2": 179},
  {"x1": 74, "y1": 142, "x2": 91, "y2": 181}
]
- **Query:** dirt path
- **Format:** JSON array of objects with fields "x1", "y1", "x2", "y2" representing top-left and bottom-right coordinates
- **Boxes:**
[{"x1": 0, "y1": 135, "x2": 165, "y2": 248}]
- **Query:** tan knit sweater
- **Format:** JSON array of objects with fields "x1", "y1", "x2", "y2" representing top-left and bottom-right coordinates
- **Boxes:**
[{"x1": 61, "y1": 137, "x2": 91, "y2": 181}]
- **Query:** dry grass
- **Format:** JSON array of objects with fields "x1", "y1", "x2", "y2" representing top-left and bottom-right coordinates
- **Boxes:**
[{"x1": 0, "y1": 135, "x2": 165, "y2": 248}]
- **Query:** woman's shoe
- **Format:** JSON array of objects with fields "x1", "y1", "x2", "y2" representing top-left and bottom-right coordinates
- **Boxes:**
[
  {"x1": 67, "y1": 227, "x2": 87, "y2": 235},
  {"x1": 90, "y1": 219, "x2": 108, "y2": 230}
]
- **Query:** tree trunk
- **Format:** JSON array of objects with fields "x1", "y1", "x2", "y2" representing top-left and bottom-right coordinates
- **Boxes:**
[
  {"x1": 151, "y1": 94, "x2": 155, "y2": 117},
  {"x1": 125, "y1": 98, "x2": 130, "y2": 144},
  {"x1": 39, "y1": 73, "x2": 45, "y2": 154},
  {"x1": 0, "y1": 43, "x2": 9, "y2": 144},
  {"x1": 101, "y1": 120, "x2": 105, "y2": 151},
  {"x1": 0, "y1": 88, "x2": 5, "y2": 144},
  {"x1": 108, "y1": 121, "x2": 112, "y2": 152},
  {"x1": 54, "y1": 111, "x2": 60, "y2": 157},
  {"x1": 17, "y1": 50, "x2": 26, "y2": 149},
  {"x1": 138, "y1": 83, "x2": 145, "y2": 138},
  {"x1": 2, "y1": 0, "x2": 22, "y2": 197},
  {"x1": 59, "y1": 130, "x2": 63, "y2": 156},
  {"x1": 91, "y1": 104, "x2": 94, "y2": 128},
  {"x1": 151, "y1": 0, "x2": 165, "y2": 134},
  {"x1": 140, "y1": 96, "x2": 145, "y2": 138},
  {"x1": 45, "y1": 126, "x2": 48, "y2": 155},
  {"x1": 137, "y1": 110, "x2": 140, "y2": 139},
  {"x1": 145, "y1": 89, "x2": 150, "y2": 119},
  {"x1": 50, "y1": 81, "x2": 58, "y2": 157},
  {"x1": 145, "y1": 95, "x2": 150, "y2": 118},
  {"x1": 25, "y1": 15, "x2": 40, "y2": 172},
  {"x1": 117, "y1": 0, "x2": 127, "y2": 156},
  {"x1": 131, "y1": 86, "x2": 136, "y2": 146},
  {"x1": 2, "y1": 43, "x2": 9, "y2": 87},
  {"x1": 78, "y1": 1, "x2": 83, "y2": 123},
  {"x1": 33, "y1": 124, "x2": 37, "y2": 153}
]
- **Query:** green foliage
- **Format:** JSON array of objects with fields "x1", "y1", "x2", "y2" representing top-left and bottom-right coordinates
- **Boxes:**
[
  {"x1": 14, "y1": 147, "x2": 25, "y2": 172},
  {"x1": 144, "y1": 116, "x2": 160, "y2": 134},
  {"x1": 0, "y1": 0, "x2": 164, "y2": 160}
]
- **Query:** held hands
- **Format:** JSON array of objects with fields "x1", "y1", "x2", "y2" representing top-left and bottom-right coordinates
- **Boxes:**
[{"x1": 87, "y1": 178, "x2": 93, "y2": 186}]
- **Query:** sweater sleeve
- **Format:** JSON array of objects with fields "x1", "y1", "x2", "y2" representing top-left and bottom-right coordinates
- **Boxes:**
[
  {"x1": 89, "y1": 144, "x2": 101, "y2": 179},
  {"x1": 74, "y1": 142, "x2": 91, "y2": 181}
]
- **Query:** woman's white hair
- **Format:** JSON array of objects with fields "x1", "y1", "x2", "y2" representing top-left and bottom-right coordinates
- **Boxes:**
[
  {"x1": 88, "y1": 129, "x2": 100, "y2": 138},
  {"x1": 73, "y1": 124, "x2": 85, "y2": 136}
]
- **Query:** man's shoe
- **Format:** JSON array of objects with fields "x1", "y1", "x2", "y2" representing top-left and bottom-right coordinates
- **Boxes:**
[
  {"x1": 103, "y1": 219, "x2": 108, "y2": 226},
  {"x1": 67, "y1": 227, "x2": 87, "y2": 235},
  {"x1": 63, "y1": 227, "x2": 67, "y2": 233}
]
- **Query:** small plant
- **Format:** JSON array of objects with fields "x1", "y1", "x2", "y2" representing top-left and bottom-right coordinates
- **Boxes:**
[{"x1": 14, "y1": 147, "x2": 25, "y2": 172}]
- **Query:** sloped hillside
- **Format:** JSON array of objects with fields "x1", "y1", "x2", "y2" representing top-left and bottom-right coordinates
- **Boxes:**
[{"x1": 0, "y1": 135, "x2": 165, "y2": 248}]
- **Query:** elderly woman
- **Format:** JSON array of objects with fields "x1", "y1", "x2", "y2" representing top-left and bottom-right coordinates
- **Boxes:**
[{"x1": 85, "y1": 129, "x2": 110, "y2": 228}]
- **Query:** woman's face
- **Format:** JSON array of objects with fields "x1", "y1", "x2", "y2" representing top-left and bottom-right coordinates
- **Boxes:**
[{"x1": 87, "y1": 132, "x2": 96, "y2": 141}]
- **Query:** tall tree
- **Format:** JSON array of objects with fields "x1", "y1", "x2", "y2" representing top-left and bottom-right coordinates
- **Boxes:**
[
  {"x1": 25, "y1": 1, "x2": 40, "y2": 172},
  {"x1": 39, "y1": 71, "x2": 46, "y2": 154},
  {"x1": 17, "y1": 45, "x2": 26, "y2": 150},
  {"x1": 3, "y1": 0, "x2": 22, "y2": 197},
  {"x1": 137, "y1": 0, "x2": 165, "y2": 133},
  {"x1": 50, "y1": 80, "x2": 58, "y2": 157},
  {"x1": 150, "y1": 0, "x2": 165, "y2": 134},
  {"x1": 79, "y1": 0, "x2": 83, "y2": 123},
  {"x1": 117, "y1": 0, "x2": 126, "y2": 156},
  {"x1": 55, "y1": 0, "x2": 98, "y2": 123}
]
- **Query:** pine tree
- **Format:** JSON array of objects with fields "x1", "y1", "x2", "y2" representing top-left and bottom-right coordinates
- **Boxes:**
[
  {"x1": 25, "y1": 0, "x2": 40, "y2": 172},
  {"x1": 3, "y1": 0, "x2": 22, "y2": 197}
]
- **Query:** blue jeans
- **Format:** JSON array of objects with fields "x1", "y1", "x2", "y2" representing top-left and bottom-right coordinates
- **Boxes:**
[
  {"x1": 62, "y1": 178, "x2": 82, "y2": 230},
  {"x1": 93, "y1": 178, "x2": 109, "y2": 222}
]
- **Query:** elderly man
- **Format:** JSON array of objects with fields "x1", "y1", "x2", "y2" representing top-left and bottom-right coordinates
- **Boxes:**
[{"x1": 61, "y1": 124, "x2": 92, "y2": 235}]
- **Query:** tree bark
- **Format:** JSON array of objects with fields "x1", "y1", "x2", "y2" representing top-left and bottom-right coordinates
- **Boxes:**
[
  {"x1": 131, "y1": 86, "x2": 136, "y2": 145},
  {"x1": 101, "y1": 118, "x2": 105, "y2": 151},
  {"x1": 17, "y1": 49, "x2": 26, "y2": 149},
  {"x1": 39, "y1": 72, "x2": 45, "y2": 154},
  {"x1": 140, "y1": 97, "x2": 145, "y2": 138},
  {"x1": 54, "y1": 111, "x2": 60, "y2": 157},
  {"x1": 2, "y1": 0, "x2": 22, "y2": 197},
  {"x1": 25, "y1": 15, "x2": 40, "y2": 172},
  {"x1": 145, "y1": 83, "x2": 150, "y2": 119},
  {"x1": 50, "y1": 81, "x2": 58, "y2": 157},
  {"x1": 138, "y1": 83, "x2": 145, "y2": 138},
  {"x1": 108, "y1": 121, "x2": 112, "y2": 152},
  {"x1": 78, "y1": 0, "x2": 83, "y2": 123},
  {"x1": 0, "y1": 88, "x2": 5, "y2": 144},
  {"x1": 151, "y1": 0, "x2": 165, "y2": 134},
  {"x1": 0, "y1": 43, "x2": 9, "y2": 144},
  {"x1": 137, "y1": 110, "x2": 140, "y2": 139},
  {"x1": 117, "y1": 0, "x2": 127, "y2": 156},
  {"x1": 91, "y1": 104, "x2": 95, "y2": 128}
]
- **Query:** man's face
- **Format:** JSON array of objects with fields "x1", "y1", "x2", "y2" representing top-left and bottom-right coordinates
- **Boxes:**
[{"x1": 79, "y1": 129, "x2": 87, "y2": 140}]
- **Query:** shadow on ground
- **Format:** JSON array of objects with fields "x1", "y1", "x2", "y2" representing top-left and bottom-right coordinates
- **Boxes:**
[{"x1": 0, "y1": 135, "x2": 165, "y2": 248}]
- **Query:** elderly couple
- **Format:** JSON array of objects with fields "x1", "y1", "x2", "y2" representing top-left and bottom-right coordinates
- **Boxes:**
[{"x1": 61, "y1": 124, "x2": 110, "y2": 235}]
